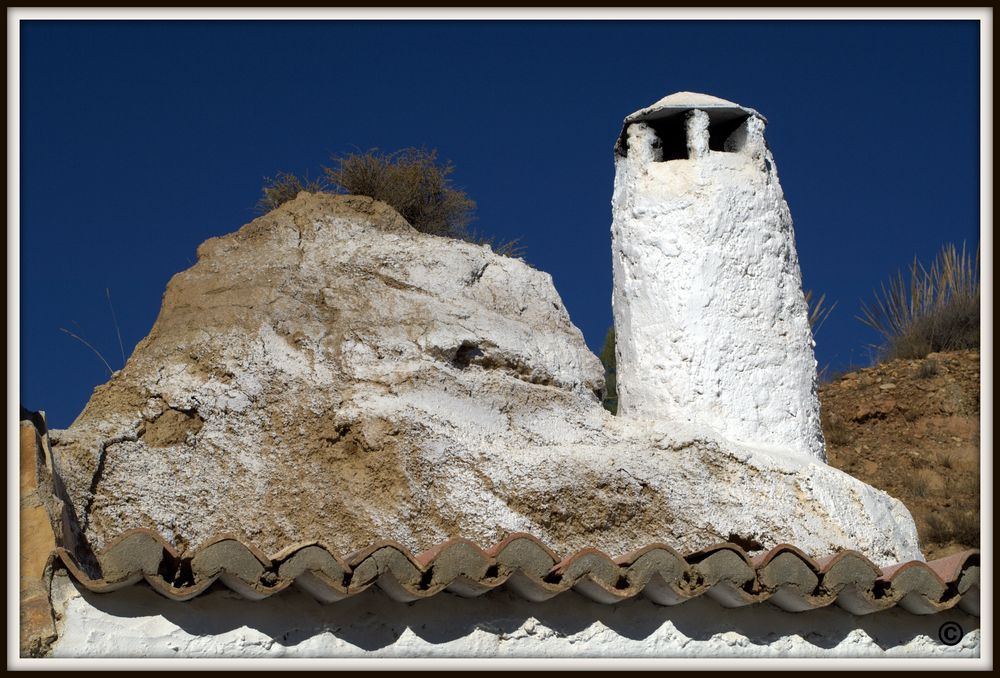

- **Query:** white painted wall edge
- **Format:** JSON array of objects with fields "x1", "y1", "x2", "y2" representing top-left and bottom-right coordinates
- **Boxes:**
[{"x1": 47, "y1": 570, "x2": 980, "y2": 659}]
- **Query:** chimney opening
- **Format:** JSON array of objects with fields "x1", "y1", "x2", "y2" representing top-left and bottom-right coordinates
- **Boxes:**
[
  {"x1": 618, "y1": 111, "x2": 755, "y2": 160},
  {"x1": 644, "y1": 115, "x2": 689, "y2": 161},
  {"x1": 709, "y1": 114, "x2": 751, "y2": 153}
]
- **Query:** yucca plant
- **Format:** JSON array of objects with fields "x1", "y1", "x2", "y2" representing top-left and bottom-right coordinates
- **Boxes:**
[{"x1": 858, "y1": 242, "x2": 980, "y2": 361}]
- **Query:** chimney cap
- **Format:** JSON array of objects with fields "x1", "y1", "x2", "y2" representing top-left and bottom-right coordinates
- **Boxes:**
[
  {"x1": 624, "y1": 91, "x2": 764, "y2": 126},
  {"x1": 615, "y1": 91, "x2": 765, "y2": 157}
]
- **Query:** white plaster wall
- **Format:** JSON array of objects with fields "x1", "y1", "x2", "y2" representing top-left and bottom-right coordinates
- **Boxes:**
[
  {"x1": 48, "y1": 572, "x2": 980, "y2": 659},
  {"x1": 611, "y1": 114, "x2": 825, "y2": 462}
]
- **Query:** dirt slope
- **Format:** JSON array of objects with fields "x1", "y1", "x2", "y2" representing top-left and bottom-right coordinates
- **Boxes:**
[{"x1": 820, "y1": 350, "x2": 981, "y2": 561}]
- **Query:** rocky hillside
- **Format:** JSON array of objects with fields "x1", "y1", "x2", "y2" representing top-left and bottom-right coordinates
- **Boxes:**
[{"x1": 820, "y1": 349, "x2": 981, "y2": 561}]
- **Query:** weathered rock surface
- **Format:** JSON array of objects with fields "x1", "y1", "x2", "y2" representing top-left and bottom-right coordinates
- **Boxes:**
[{"x1": 50, "y1": 192, "x2": 921, "y2": 566}]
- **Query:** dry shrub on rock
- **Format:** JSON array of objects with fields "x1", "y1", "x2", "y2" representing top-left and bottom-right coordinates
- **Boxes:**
[
  {"x1": 256, "y1": 171, "x2": 327, "y2": 213},
  {"x1": 325, "y1": 148, "x2": 476, "y2": 239},
  {"x1": 257, "y1": 148, "x2": 524, "y2": 260}
]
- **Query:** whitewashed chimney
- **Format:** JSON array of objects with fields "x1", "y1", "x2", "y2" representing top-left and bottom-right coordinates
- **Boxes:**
[{"x1": 611, "y1": 92, "x2": 825, "y2": 461}]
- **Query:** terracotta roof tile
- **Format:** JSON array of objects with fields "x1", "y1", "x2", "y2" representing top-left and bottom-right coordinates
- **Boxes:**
[{"x1": 51, "y1": 529, "x2": 980, "y2": 616}]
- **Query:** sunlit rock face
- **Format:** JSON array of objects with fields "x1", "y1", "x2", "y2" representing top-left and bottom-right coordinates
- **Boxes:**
[
  {"x1": 49, "y1": 166, "x2": 917, "y2": 569},
  {"x1": 611, "y1": 91, "x2": 825, "y2": 463}
]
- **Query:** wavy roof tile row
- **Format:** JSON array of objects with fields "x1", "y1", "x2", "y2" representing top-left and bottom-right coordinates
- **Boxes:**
[{"x1": 56, "y1": 529, "x2": 980, "y2": 616}]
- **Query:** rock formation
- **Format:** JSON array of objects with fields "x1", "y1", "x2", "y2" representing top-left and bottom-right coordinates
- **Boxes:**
[
  {"x1": 48, "y1": 188, "x2": 921, "y2": 567},
  {"x1": 612, "y1": 92, "x2": 824, "y2": 461}
]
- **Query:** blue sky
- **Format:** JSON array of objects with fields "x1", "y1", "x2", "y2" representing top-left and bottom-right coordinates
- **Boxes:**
[{"x1": 18, "y1": 18, "x2": 982, "y2": 428}]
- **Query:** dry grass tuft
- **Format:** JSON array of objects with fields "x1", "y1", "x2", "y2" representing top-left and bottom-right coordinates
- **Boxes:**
[
  {"x1": 821, "y1": 412, "x2": 852, "y2": 446},
  {"x1": 256, "y1": 149, "x2": 526, "y2": 261},
  {"x1": 325, "y1": 148, "x2": 476, "y2": 239},
  {"x1": 924, "y1": 513, "x2": 950, "y2": 543},
  {"x1": 936, "y1": 451, "x2": 955, "y2": 470},
  {"x1": 916, "y1": 358, "x2": 941, "y2": 379},
  {"x1": 859, "y1": 242, "x2": 979, "y2": 362},
  {"x1": 945, "y1": 472, "x2": 980, "y2": 501},
  {"x1": 925, "y1": 511, "x2": 980, "y2": 547},
  {"x1": 256, "y1": 171, "x2": 327, "y2": 213},
  {"x1": 466, "y1": 231, "x2": 527, "y2": 260},
  {"x1": 902, "y1": 471, "x2": 932, "y2": 499},
  {"x1": 804, "y1": 289, "x2": 837, "y2": 334},
  {"x1": 949, "y1": 511, "x2": 981, "y2": 547}
]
